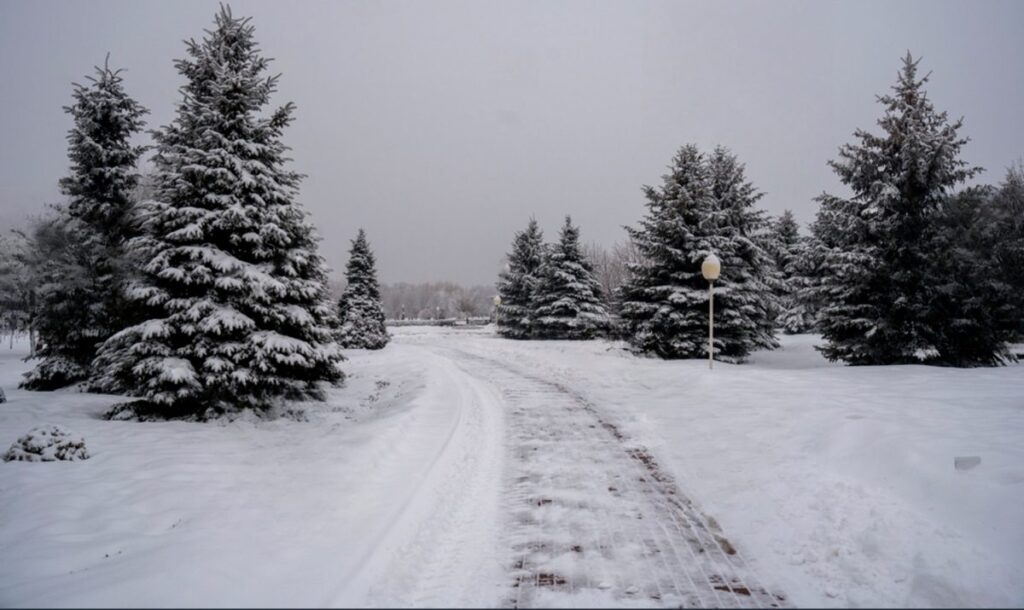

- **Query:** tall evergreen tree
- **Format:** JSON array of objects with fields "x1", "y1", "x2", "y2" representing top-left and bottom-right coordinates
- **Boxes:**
[
  {"x1": 705, "y1": 147, "x2": 779, "y2": 356},
  {"x1": 495, "y1": 218, "x2": 544, "y2": 339},
  {"x1": 93, "y1": 7, "x2": 343, "y2": 416},
  {"x1": 814, "y1": 53, "x2": 981, "y2": 364},
  {"x1": 21, "y1": 60, "x2": 148, "y2": 390},
  {"x1": 989, "y1": 162, "x2": 1024, "y2": 339},
  {"x1": 337, "y1": 229, "x2": 388, "y2": 349},
  {"x1": 620, "y1": 145, "x2": 712, "y2": 358},
  {"x1": 530, "y1": 216, "x2": 610, "y2": 339},
  {"x1": 620, "y1": 144, "x2": 777, "y2": 361},
  {"x1": 920, "y1": 187, "x2": 1016, "y2": 365}
]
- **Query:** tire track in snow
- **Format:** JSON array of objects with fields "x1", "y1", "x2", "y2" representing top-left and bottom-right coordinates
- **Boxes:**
[
  {"x1": 329, "y1": 346, "x2": 505, "y2": 607},
  {"x1": 438, "y1": 346, "x2": 789, "y2": 609}
]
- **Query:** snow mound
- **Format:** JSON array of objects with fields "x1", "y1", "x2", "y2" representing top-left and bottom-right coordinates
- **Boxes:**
[{"x1": 3, "y1": 425, "x2": 89, "y2": 462}]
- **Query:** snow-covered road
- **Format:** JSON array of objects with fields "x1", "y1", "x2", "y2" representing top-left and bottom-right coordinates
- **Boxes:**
[
  {"x1": 336, "y1": 340, "x2": 784, "y2": 607},
  {"x1": 431, "y1": 345, "x2": 785, "y2": 608},
  {"x1": 329, "y1": 345, "x2": 506, "y2": 607}
]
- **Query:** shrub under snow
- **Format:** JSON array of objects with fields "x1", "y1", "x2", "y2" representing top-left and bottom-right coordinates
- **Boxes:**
[{"x1": 3, "y1": 425, "x2": 90, "y2": 462}]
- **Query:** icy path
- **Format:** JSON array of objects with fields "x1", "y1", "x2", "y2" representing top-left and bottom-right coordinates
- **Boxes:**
[{"x1": 425, "y1": 345, "x2": 787, "y2": 609}]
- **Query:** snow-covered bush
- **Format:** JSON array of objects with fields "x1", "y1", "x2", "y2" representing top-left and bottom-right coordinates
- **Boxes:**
[
  {"x1": 3, "y1": 425, "x2": 89, "y2": 462},
  {"x1": 0, "y1": 387, "x2": 6, "y2": 403},
  {"x1": 102, "y1": 400, "x2": 167, "y2": 422}
]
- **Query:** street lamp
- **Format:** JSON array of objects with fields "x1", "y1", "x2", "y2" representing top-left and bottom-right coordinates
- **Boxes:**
[{"x1": 701, "y1": 253, "x2": 721, "y2": 369}]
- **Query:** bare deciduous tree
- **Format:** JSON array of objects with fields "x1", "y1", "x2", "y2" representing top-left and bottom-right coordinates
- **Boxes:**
[
  {"x1": 581, "y1": 239, "x2": 643, "y2": 309},
  {"x1": 380, "y1": 282, "x2": 496, "y2": 320}
]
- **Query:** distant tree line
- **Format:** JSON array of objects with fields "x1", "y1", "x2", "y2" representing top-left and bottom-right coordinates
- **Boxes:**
[{"x1": 375, "y1": 282, "x2": 495, "y2": 320}]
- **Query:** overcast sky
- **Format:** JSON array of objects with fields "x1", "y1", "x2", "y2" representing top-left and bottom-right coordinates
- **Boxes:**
[{"x1": 1, "y1": 0, "x2": 1022, "y2": 285}]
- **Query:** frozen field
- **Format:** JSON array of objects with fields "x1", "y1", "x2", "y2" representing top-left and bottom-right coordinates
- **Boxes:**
[{"x1": 1, "y1": 327, "x2": 1022, "y2": 608}]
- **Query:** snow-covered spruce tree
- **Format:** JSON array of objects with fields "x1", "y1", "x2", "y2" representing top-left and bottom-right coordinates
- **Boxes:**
[
  {"x1": 989, "y1": 162, "x2": 1024, "y2": 339},
  {"x1": 620, "y1": 145, "x2": 777, "y2": 361},
  {"x1": 768, "y1": 211, "x2": 800, "y2": 283},
  {"x1": 93, "y1": 6, "x2": 343, "y2": 417},
  {"x1": 814, "y1": 53, "x2": 981, "y2": 365},
  {"x1": 21, "y1": 60, "x2": 148, "y2": 390},
  {"x1": 495, "y1": 218, "x2": 544, "y2": 339},
  {"x1": 770, "y1": 210, "x2": 816, "y2": 333},
  {"x1": 704, "y1": 146, "x2": 779, "y2": 356},
  {"x1": 919, "y1": 187, "x2": 1017, "y2": 365},
  {"x1": 337, "y1": 229, "x2": 388, "y2": 349},
  {"x1": 620, "y1": 145, "x2": 714, "y2": 358},
  {"x1": 763, "y1": 211, "x2": 795, "y2": 327},
  {"x1": 530, "y1": 216, "x2": 610, "y2": 339},
  {"x1": 790, "y1": 230, "x2": 828, "y2": 334}
]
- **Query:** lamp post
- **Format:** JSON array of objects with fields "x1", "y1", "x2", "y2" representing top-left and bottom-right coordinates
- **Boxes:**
[{"x1": 701, "y1": 253, "x2": 721, "y2": 369}]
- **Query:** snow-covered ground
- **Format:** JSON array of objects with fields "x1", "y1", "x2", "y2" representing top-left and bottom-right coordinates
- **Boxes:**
[
  {"x1": 402, "y1": 328, "x2": 1024, "y2": 608},
  {"x1": 1, "y1": 328, "x2": 1022, "y2": 607},
  {"x1": 0, "y1": 337, "x2": 506, "y2": 607}
]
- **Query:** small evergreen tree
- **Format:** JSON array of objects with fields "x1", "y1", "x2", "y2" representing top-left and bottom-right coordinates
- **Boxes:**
[
  {"x1": 770, "y1": 210, "x2": 816, "y2": 333},
  {"x1": 815, "y1": 53, "x2": 981, "y2": 364},
  {"x1": 22, "y1": 59, "x2": 148, "y2": 390},
  {"x1": 495, "y1": 218, "x2": 544, "y2": 339},
  {"x1": 620, "y1": 144, "x2": 777, "y2": 361},
  {"x1": 337, "y1": 229, "x2": 389, "y2": 349},
  {"x1": 791, "y1": 231, "x2": 829, "y2": 334},
  {"x1": 769, "y1": 211, "x2": 800, "y2": 277},
  {"x1": 93, "y1": 7, "x2": 343, "y2": 416},
  {"x1": 530, "y1": 216, "x2": 610, "y2": 339}
]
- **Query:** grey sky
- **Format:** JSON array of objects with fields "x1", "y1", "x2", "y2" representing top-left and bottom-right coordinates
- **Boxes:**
[{"x1": 1, "y1": 0, "x2": 1022, "y2": 285}]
